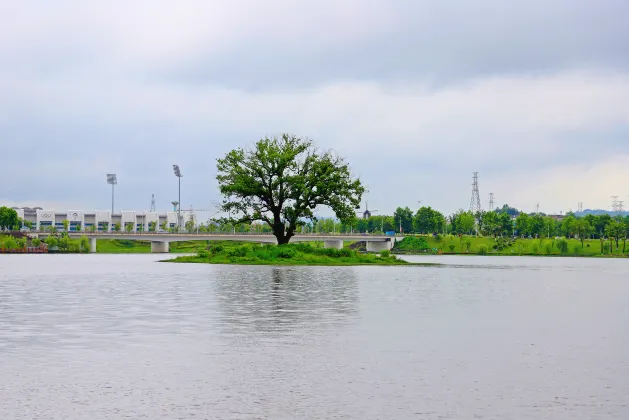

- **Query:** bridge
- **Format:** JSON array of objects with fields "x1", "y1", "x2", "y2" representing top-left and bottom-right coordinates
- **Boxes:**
[{"x1": 33, "y1": 232, "x2": 398, "y2": 253}]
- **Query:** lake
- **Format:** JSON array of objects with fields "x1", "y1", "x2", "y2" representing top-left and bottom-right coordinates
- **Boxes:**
[{"x1": 1, "y1": 254, "x2": 628, "y2": 419}]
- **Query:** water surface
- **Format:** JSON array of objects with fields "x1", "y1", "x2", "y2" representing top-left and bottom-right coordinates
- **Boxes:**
[{"x1": 1, "y1": 254, "x2": 628, "y2": 419}]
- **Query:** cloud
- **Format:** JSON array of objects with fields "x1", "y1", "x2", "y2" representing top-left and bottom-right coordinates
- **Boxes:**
[{"x1": 1, "y1": 0, "x2": 628, "y2": 216}]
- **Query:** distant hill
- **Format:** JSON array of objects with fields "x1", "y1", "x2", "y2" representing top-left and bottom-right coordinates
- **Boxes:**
[{"x1": 575, "y1": 209, "x2": 629, "y2": 217}]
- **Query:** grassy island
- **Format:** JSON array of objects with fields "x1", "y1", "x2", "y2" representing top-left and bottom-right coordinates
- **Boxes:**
[{"x1": 167, "y1": 243, "x2": 417, "y2": 266}]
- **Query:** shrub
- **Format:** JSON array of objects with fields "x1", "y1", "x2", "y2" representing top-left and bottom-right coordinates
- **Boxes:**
[
  {"x1": 275, "y1": 246, "x2": 296, "y2": 259},
  {"x1": 532, "y1": 244, "x2": 539, "y2": 254},
  {"x1": 545, "y1": 243, "x2": 553, "y2": 255},
  {"x1": 226, "y1": 245, "x2": 249, "y2": 258},
  {"x1": 32, "y1": 238, "x2": 41, "y2": 247},
  {"x1": 448, "y1": 244, "x2": 456, "y2": 252},
  {"x1": 338, "y1": 248, "x2": 353, "y2": 258},
  {"x1": 477, "y1": 245, "x2": 488, "y2": 255},
  {"x1": 209, "y1": 244, "x2": 224, "y2": 255},
  {"x1": 556, "y1": 239, "x2": 569, "y2": 254},
  {"x1": 435, "y1": 234, "x2": 443, "y2": 242},
  {"x1": 79, "y1": 236, "x2": 90, "y2": 253},
  {"x1": 572, "y1": 245, "x2": 581, "y2": 255},
  {"x1": 379, "y1": 250, "x2": 391, "y2": 258},
  {"x1": 197, "y1": 249, "x2": 209, "y2": 258},
  {"x1": 45, "y1": 236, "x2": 58, "y2": 249},
  {"x1": 602, "y1": 242, "x2": 610, "y2": 254}
]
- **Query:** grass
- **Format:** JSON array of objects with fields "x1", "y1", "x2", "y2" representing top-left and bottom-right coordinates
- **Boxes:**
[
  {"x1": 95, "y1": 239, "x2": 211, "y2": 253},
  {"x1": 394, "y1": 235, "x2": 629, "y2": 257},
  {"x1": 166, "y1": 242, "x2": 428, "y2": 266}
]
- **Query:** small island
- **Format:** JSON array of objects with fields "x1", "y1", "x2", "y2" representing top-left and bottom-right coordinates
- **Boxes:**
[{"x1": 167, "y1": 243, "x2": 418, "y2": 266}]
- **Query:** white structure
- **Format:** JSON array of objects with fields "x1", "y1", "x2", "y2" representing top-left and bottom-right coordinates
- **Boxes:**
[{"x1": 23, "y1": 209, "x2": 185, "y2": 232}]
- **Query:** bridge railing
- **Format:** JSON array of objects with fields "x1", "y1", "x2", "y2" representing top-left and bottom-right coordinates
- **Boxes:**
[{"x1": 31, "y1": 230, "x2": 395, "y2": 237}]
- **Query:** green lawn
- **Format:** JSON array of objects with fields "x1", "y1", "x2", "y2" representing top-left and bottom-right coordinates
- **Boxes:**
[
  {"x1": 96, "y1": 239, "x2": 210, "y2": 253},
  {"x1": 395, "y1": 235, "x2": 628, "y2": 257}
]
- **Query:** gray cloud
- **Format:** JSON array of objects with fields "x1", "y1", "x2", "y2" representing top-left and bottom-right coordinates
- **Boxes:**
[{"x1": 1, "y1": 0, "x2": 629, "y2": 216}]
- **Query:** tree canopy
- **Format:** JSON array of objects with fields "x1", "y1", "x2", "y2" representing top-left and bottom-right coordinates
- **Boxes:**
[
  {"x1": 0, "y1": 206, "x2": 19, "y2": 230},
  {"x1": 216, "y1": 134, "x2": 364, "y2": 244}
]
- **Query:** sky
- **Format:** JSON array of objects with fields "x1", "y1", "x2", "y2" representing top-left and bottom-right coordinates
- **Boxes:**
[{"x1": 1, "y1": 0, "x2": 628, "y2": 218}]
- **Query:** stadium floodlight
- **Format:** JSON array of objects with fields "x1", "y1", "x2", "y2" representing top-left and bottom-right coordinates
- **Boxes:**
[
  {"x1": 172, "y1": 165, "x2": 182, "y2": 231},
  {"x1": 106, "y1": 174, "x2": 117, "y2": 214}
]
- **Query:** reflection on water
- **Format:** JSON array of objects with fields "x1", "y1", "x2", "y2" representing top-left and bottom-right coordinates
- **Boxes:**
[
  {"x1": 0, "y1": 254, "x2": 628, "y2": 419},
  {"x1": 214, "y1": 266, "x2": 358, "y2": 335}
]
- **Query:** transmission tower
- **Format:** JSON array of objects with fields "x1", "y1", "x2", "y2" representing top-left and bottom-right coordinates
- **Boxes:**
[
  {"x1": 611, "y1": 196, "x2": 619, "y2": 212},
  {"x1": 469, "y1": 172, "x2": 481, "y2": 213},
  {"x1": 489, "y1": 193, "x2": 494, "y2": 211},
  {"x1": 618, "y1": 201, "x2": 625, "y2": 213},
  {"x1": 536, "y1": 202, "x2": 540, "y2": 215},
  {"x1": 577, "y1": 202, "x2": 583, "y2": 213},
  {"x1": 150, "y1": 194, "x2": 156, "y2": 212}
]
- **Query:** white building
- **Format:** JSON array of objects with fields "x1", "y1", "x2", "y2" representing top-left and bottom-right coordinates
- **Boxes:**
[{"x1": 23, "y1": 209, "x2": 185, "y2": 232}]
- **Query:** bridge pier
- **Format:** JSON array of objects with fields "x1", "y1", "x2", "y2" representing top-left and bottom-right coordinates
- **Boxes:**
[
  {"x1": 366, "y1": 241, "x2": 392, "y2": 253},
  {"x1": 89, "y1": 238, "x2": 97, "y2": 253},
  {"x1": 324, "y1": 240, "x2": 344, "y2": 250},
  {"x1": 151, "y1": 241, "x2": 170, "y2": 253}
]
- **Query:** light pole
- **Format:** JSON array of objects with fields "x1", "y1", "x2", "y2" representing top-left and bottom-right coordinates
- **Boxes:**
[
  {"x1": 106, "y1": 174, "x2": 117, "y2": 214},
  {"x1": 173, "y1": 165, "x2": 182, "y2": 232}
]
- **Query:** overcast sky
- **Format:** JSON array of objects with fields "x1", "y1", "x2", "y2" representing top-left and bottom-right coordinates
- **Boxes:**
[{"x1": 1, "y1": 0, "x2": 628, "y2": 217}]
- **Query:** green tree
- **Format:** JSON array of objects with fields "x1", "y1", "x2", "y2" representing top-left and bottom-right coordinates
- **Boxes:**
[
  {"x1": 393, "y1": 207, "x2": 414, "y2": 233},
  {"x1": 185, "y1": 219, "x2": 195, "y2": 233},
  {"x1": 79, "y1": 236, "x2": 90, "y2": 253},
  {"x1": 605, "y1": 219, "x2": 626, "y2": 251},
  {"x1": 561, "y1": 216, "x2": 577, "y2": 238},
  {"x1": 89, "y1": 224, "x2": 97, "y2": 232},
  {"x1": 482, "y1": 211, "x2": 500, "y2": 237},
  {"x1": 457, "y1": 211, "x2": 476, "y2": 235},
  {"x1": 149, "y1": 221, "x2": 157, "y2": 232},
  {"x1": 124, "y1": 223, "x2": 133, "y2": 232},
  {"x1": 62, "y1": 219, "x2": 69, "y2": 232},
  {"x1": 498, "y1": 212, "x2": 513, "y2": 236},
  {"x1": 58, "y1": 236, "x2": 70, "y2": 251},
  {"x1": 44, "y1": 235, "x2": 58, "y2": 249},
  {"x1": 160, "y1": 221, "x2": 167, "y2": 231},
  {"x1": 574, "y1": 218, "x2": 593, "y2": 248},
  {"x1": 114, "y1": 223, "x2": 121, "y2": 232},
  {"x1": 216, "y1": 134, "x2": 364, "y2": 244},
  {"x1": 75, "y1": 222, "x2": 82, "y2": 232},
  {"x1": 515, "y1": 213, "x2": 530, "y2": 237},
  {"x1": 0, "y1": 206, "x2": 19, "y2": 230},
  {"x1": 542, "y1": 217, "x2": 556, "y2": 238}
]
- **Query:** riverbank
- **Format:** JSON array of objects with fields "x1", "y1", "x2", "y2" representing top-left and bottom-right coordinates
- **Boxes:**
[
  {"x1": 167, "y1": 243, "x2": 419, "y2": 266},
  {"x1": 393, "y1": 235, "x2": 629, "y2": 257}
]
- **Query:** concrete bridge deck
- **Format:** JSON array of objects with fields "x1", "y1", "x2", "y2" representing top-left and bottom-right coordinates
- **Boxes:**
[{"x1": 33, "y1": 232, "x2": 398, "y2": 253}]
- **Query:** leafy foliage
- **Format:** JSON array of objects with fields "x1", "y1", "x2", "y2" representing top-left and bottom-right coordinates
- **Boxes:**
[{"x1": 216, "y1": 134, "x2": 364, "y2": 244}]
